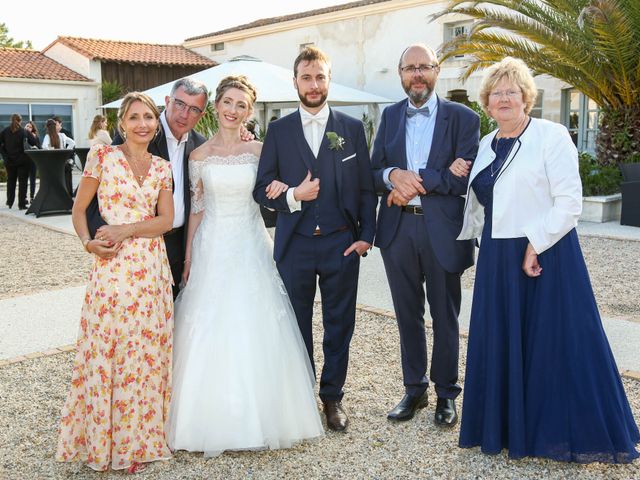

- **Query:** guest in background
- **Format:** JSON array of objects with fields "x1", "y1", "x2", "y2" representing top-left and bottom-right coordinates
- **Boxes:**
[
  {"x1": 52, "y1": 115, "x2": 73, "y2": 139},
  {"x1": 57, "y1": 92, "x2": 174, "y2": 473},
  {"x1": 43, "y1": 118, "x2": 75, "y2": 149},
  {"x1": 0, "y1": 114, "x2": 37, "y2": 209},
  {"x1": 452, "y1": 56, "x2": 639, "y2": 463},
  {"x1": 24, "y1": 121, "x2": 41, "y2": 203},
  {"x1": 43, "y1": 118, "x2": 76, "y2": 194},
  {"x1": 88, "y1": 114, "x2": 112, "y2": 147}
]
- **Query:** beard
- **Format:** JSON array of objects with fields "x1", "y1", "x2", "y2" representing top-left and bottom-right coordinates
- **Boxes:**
[
  {"x1": 298, "y1": 89, "x2": 328, "y2": 109},
  {"x1": 403, "y1": 78, "x2": 433, "y2": 106}
]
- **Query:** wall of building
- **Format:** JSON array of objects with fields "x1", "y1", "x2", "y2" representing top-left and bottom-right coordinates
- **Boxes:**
[
  {"x1": 0, "y1": 78, "x2": 101, "y2": 147},
  {"x1": 186, "y1": 0, "x2": 567, "y2": 124}
]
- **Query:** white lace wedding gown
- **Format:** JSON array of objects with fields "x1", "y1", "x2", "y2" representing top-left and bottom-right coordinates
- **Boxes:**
[{"x1": 167, "y1": 153, "x2": 324, "y2": 456}]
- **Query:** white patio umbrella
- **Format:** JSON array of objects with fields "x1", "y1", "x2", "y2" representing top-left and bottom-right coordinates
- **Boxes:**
[{"x1": 102, "y1": 55, "x2": 391, "y2": 114}]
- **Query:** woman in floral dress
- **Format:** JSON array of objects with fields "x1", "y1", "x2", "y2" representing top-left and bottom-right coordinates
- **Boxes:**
[{"x1": 56, "y1": 92, "x2": 175, "y2": 473}]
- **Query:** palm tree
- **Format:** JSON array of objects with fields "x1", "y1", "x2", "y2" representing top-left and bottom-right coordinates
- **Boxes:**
[{"x1": 433, "y1": 0, "x2": 640, "y2": 165}]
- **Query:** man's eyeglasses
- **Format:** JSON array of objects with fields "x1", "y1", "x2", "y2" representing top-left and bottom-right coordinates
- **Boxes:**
[
  {"x1": 400, "y1": 64, "x2": 439, "y2": 74},
  {"x1": 489, "y1": 90, "x2": 522, "y2": 99},
  {"x1": 171, "y1": 98, "x2": 204, "y2": 116}
]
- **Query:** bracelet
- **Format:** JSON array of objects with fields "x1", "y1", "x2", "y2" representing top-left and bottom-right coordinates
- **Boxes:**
[
  {"x1": 82, "y1": 238, "x2": 92, "y2": 253},
  {"x1": 184, "y1": 259, "x2": 191, "y2": 264}
]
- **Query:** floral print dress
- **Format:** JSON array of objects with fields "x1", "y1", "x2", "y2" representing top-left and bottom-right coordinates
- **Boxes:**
[{"x1": 56, "y1": 145, "x2": 174, "y2": 471}]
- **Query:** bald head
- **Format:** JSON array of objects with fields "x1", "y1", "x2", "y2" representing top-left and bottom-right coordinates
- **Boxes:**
[{"x1": 398, "y1": 44, "x2": 440, "y2": 107}]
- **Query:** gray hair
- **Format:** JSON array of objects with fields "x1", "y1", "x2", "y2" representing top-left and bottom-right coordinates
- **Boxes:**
[{"x1": 170, "y1": 77, "x2": 209, "y2": 105}]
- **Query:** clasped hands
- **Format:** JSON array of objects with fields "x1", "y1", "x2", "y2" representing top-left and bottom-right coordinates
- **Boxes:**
[
  {"x1": 90, "y1": 225, "x2": 130, "y2": 259},
  {"x1": 386, "y1": 169, "x2": 426, "y2": 207}
]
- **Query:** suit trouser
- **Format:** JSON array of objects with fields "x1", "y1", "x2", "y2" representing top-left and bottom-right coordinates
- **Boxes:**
[
  {"x1": 6, "y1": 162, "x2": 30, "y2": 208},
  {"x1": 277, "y1": 229, "x2": 359, "y2": 402},
  {"x1": 163, "y1": 227, "x2": 185, "y2": 300},
  {"x1": 380, "y1": 212, "x2": 462, "y2": 399}
]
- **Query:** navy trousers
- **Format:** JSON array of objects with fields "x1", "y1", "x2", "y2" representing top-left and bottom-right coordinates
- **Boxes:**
[
  {"x1": 380, "y1": 212, "x2": 462, "y2": 399},
  {"x1": 277, "y1": 229, "x2": 359, "y2": 402}
]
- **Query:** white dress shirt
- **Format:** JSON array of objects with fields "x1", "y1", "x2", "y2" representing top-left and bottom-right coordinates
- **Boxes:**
[
  {"x1": 286, "y1": 103, "x2": 331, "y2": 212},
  {"x1": 160, "y1": 111, "x2": 188, "y2": 228}
]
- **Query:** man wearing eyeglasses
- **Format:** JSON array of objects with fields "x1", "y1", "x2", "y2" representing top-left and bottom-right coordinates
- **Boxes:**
[
  {"x1": 113, "y1": 77, "x2": 208, "y2": 298},
  {"x1": 371, "y1": 44, "x2": 479, "y2": 427}
]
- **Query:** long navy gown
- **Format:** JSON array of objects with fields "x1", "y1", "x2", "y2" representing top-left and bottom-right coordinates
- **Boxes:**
[{"x1": 459, "y1": 137, "x2": 640, "y2": 463}]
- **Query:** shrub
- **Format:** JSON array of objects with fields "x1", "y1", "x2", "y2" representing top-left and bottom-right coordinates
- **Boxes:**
[
  {"x1": 579, "y1": 152, "x2": 622, "y2": 196},
  {"x1": 0, "y1": 161, "x2": 6, "y2": 183}
]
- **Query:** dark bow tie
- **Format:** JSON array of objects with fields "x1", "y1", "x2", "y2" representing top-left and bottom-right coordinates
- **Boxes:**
[{"x1": 406, "y1": 105, "x2": 431, "y2": 118}]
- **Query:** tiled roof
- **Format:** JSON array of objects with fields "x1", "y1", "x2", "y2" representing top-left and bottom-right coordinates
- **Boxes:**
[
  {"x1": 0, "y1": 48, "x2": 91, "y2": 82},
  {"x1": 43, "y1": 37, "x2": 217, "y2": 67},
  {"x1": 186, "y1": 0, "x2": 392, "y2": 41}
]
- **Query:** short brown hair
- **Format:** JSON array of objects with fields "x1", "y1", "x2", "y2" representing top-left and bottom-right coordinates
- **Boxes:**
[
  {"x1": 117, "y1": 92, "x2": 160, "y2": 136},
  {"x1": 293, "y1": 46, "x2": 331, "y2": 77},
  {"x1": 214, "y1": 75, "x2": 257, "y2": 107}
]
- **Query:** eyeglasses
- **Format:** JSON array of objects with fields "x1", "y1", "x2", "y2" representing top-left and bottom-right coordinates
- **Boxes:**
[
  {"x1": 171, "y1": 97, "x2": 204, "y2": 116},
  {"x1": 400, "y1": 64, "x2": 439, "y2": 74},
  {"x1": 489, "y1": 90, "x2": 522, "y2": 99}
]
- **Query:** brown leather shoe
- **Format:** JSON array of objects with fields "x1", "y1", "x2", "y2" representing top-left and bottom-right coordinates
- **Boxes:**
[{"x1": 323, "y1": 400, "x2": 349, "y2": 432}]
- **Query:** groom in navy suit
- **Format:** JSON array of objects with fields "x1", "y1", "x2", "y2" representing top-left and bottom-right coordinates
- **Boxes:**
[
  {"x1": 371, "y1": 44, "x2": 479, "y2": 426},
  {"x1": 254, "y1": 46, "x2": 377, "y2": 432}
]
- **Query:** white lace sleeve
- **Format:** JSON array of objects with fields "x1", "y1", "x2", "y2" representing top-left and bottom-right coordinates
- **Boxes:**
[{"x1": 189, "y1": 160, "x2": 205, "y2": 215}]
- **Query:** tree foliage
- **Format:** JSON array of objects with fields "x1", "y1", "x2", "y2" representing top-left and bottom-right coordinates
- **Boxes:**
[
  {"x1": 0, "y1": 23, "x2": 32, "y2": 49},
  {"x1": 434, "y1": 0, "x2": 640, "y2": 164}
]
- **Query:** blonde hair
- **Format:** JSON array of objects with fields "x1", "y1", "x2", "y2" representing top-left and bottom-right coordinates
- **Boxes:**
[
  {"x1": 117, "y1": 92, "x2": 160, "y2": 136},
  {"x1": 88, "y1": 114, "x2": 107, "y2": 139},
  {"x1": 478, "y1": 57, "x2": 538, "y2": 115},
  {"x1": 214, "y1": 75, "x2": 257, "y2": 106}
]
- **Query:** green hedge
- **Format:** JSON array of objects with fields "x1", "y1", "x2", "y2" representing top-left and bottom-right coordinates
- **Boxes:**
[{"x1": 579, "y1": 152, "x2": 622, "y2": 196}]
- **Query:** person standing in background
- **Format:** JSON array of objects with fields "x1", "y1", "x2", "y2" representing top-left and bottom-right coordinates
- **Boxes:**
[
  {"x1": 88, "y1": 114, "x2": 112, "y2": 147},
  {"x1": 24, "y1": 120, "x2": 41, "y2": 203}
]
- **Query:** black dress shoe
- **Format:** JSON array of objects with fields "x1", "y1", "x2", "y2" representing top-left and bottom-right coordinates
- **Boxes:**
[
  {"x1": 323, "y1": 400, "x2": 349, "y2": 432},
  {"x1": 387, "y1": 391, "x2": 428, "y2": 421},
  {"x1": 434, "y1": 397, "x2": 458, "y2": 427}
]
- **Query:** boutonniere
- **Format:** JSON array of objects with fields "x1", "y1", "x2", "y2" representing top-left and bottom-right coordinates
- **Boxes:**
[{"x1": 326, "y1": 132, "x2": 345, "y2": 151}]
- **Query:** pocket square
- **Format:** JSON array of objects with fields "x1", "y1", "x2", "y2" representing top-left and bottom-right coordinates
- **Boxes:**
[{"x1": 341, "y1": 153, "x2": 356, "y2": 162}]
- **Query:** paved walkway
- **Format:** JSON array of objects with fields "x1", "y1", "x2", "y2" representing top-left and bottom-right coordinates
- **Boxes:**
[{"x1": 1, "y1": 182, "x2": 639, "y2": 375}]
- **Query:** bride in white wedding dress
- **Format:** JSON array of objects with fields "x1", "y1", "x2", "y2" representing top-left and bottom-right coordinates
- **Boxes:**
[{"x1": 167, "y1": 76, "x2": 324, "y2": 456}]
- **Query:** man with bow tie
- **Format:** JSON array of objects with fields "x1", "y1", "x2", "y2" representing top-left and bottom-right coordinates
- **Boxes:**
[
  {"x1": 254, "y1": 46, "x2": 376, "y2": 432},
  {"x1": 371, "y1": 44, "x2": 479, "y2": 427}
]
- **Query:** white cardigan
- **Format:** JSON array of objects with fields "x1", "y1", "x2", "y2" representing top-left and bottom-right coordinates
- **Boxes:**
[{"x1": 457, "y1": 117, "x2": 582, "y2": 254}]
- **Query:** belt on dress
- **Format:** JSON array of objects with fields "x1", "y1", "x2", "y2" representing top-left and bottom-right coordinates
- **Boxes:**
[
  {"x1": 312, "y1": 225, "x2": 349, "y2": 236},
  {"x1": 401, "y1": 205, "x2": 423, "y2": 215}
]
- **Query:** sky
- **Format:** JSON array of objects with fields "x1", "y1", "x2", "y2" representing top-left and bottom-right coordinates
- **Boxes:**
[{"x1": 2, "y1": 0, "x2": 347, "y2": 50}]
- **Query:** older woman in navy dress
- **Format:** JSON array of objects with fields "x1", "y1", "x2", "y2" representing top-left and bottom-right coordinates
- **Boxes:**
[{"x1": 450, "y1": 57, "x2": 639, "y2": 463}]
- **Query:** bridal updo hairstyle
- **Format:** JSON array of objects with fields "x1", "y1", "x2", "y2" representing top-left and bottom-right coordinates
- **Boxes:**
[
  {"x1": 116, "y1": 92, "x2": 160, "y2": 137},
  {"x1": 214, "y1": 75, "x2": 258, "y2": 108},
  {"x1": 478, "y1": 56, "x2": 538, "y2": 115}
]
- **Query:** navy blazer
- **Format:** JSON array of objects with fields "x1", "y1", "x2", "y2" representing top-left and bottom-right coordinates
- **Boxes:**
[
  {"x1": 254, "y1": 108, "x2": 377, "y2": 263},
  {"x1": 371, "y1": 97, "x2": 479, "y2": 273}
]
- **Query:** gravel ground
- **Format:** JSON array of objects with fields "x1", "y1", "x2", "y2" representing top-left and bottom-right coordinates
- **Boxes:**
[
  {"x1": 460, "y1": 235, "x2": 640, "y2": 323},
  {"x1": 0, "y1": 216, "x2": 91, "y2": 300},
  {"x1": 0, "y1": 216, "x2": 638, "y2": 478},
  {"x1": 0, "y1": 310, "x2": 638, "y2": 480},
  {"x1": 1, "y1": 215, "x2": 638, "y2": 321}
]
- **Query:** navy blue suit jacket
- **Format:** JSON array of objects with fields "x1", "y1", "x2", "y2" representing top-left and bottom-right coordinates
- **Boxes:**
[
  {"x1": 254, "y1": 108, "x2": 377, "y2": 263},
  {"x1": 371, "y1": 97, "x2": 479, "y2": 273}
]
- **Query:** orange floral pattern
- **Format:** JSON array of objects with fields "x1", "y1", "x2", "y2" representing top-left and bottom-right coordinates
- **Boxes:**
[{"x1": 56, "y1": 145, "x2": 174, "y2": 471}]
